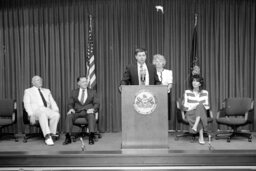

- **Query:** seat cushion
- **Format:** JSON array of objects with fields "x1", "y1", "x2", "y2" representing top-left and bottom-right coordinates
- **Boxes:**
[
  {"x1": 217, "y1": 117, "x2": 247, "y2": 125},
  {"x1": 0, "y1": 118, "x2": 13, "y2": 126},
  {"x1": 0, "y1": 99, "x2": 14, "y2": 117},
  {"x1": 74, "y1": 118, "x2": 88, "y2": 125},
  {"x1": 225, "y1": 98, "x2": 252, "y2": 115}
]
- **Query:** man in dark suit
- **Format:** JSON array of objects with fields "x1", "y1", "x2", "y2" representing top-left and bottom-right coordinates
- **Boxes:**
[
  {"x1": 63, "y1": 76, "x2": 100, "y2": 145},
  {"x1": 120, "y1": 48, "x2": 161, "y2": 88}
]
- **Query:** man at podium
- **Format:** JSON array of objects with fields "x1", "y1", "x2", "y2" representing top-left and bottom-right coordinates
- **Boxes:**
[
  {"x1": 119, "y1": 48, "x2": 161, "y2": 89},
  {"x1": 119, "y1": 50, "x2": 169, "y2": 150}
]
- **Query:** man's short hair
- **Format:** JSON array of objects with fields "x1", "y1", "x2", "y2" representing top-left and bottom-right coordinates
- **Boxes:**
[
  {"x1": 134, "y1": 48, "x2": 147, "y2": 56},
  {"x1": 77, "y1": 76, "x2": 87, "y2": 82}
]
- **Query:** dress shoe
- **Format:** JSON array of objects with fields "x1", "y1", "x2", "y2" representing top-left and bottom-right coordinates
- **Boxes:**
[
  {"x1": 45, "y1": 134, "x2": 54, "y2": 146},
  {"x1": 89, "y1": 137, "x2": 94, "y2": 145},
  {"x1": 89, "y1": 133, "x2": 95, "y2": 145},
  {"x1": 51, "y1": 133, "x2": 59, "y2": 141},
  {"x1": 63, "y1": 136, "x2": 72, "y2": 145}
]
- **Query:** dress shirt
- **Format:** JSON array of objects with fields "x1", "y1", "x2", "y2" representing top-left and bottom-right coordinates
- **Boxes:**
[
  {"x1": 157, "y1": 69, "x2": 173, "y2": 85},
  {"x1": 183, "y1": 89, "x2": 210, "y2": 111},
  {"x1": 137, "y1": 63, "x2": 149, "y2": 85},
  {"x1": 78, "y1": 88, "x2": 88, "y2": 104}
]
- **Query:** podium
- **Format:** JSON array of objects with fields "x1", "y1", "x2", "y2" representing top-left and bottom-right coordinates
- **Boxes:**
[{"x1": 121, "y1": 85, "x2": 169, "y2": 150}]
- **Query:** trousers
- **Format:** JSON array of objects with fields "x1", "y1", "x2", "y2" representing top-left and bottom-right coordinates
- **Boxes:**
[
  {"x1": 65, "y1": 110, "x2": 96, "y2": 134},
  {"x1": 33, "y1": 107, "x2": 60, "y2": 137}
]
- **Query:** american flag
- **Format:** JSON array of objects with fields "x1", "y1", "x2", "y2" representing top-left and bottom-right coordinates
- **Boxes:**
[{"x1": 87, "y1": 15, "x2": 96, "y2": 89}]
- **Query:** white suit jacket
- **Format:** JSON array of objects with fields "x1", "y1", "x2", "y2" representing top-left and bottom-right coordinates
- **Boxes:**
[{"x1": 23, "y1": 86, "x2": 59, "y2": 116}]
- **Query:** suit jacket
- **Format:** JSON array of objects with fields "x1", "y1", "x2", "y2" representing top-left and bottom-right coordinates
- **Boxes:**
[
  {"x1": 68, "y1": 88, "x2": 100, "y2": 113},
  {"x1": 120, "y1": 63, "x2": 161, "y2": 85},
  {"x1": 23, "y1": 86, "x2": 59, "y2": 116}
]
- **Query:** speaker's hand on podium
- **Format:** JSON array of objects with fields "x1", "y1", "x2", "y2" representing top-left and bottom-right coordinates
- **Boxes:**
[
  {"x1": 167, "y1": 83, "x2": 172, "y2": 93},
  {"x1": 119, "y1": 85, "x2": 122, "y2": 92},
  {"x1": 67, "y1": 109, "x2": 75, "y2": 115}
]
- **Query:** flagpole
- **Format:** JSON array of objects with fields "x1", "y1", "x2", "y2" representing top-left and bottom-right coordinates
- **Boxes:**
[{"x1": 87, "y1": 14, "x2": 93, "y2": 80}]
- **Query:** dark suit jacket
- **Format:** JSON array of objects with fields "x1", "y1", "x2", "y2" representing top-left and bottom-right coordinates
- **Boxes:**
[
  {"x1": 120, "y1": 63, "x2": 161, "y2": 85},
  {"x1": 68, "y1": 88, "x2": 100, "y2": 113}
]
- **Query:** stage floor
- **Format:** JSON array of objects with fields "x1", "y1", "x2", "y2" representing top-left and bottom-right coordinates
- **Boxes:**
[
  {"x1": 1, "y1": 132, "x2": 256, "y2": 169},
  {"x1": 0, "y1": 132, "x2": 256, "y2": 153}
]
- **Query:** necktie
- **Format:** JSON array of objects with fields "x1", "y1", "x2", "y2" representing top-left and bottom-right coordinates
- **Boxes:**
[
  {"x1": 38, "y1": 88, "x2": 47, "y2": 107},
  {"x1": 80, "y1": 89, "x2": 85, "y2": 104},
  {"x1": 140, "y1": 65, "x2": 145, "y2": 85}
]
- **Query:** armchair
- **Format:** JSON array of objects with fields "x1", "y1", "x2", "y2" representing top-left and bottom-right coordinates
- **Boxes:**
[
  {"x1": 215, "y1": 97, "x2": 254, "y2": 142},
  {"x1": 0, "y1": 99, "x2": 18, "y2": 142},
  {"x1": 72, "y1": 112, "x2": 101, "y2": 142},
  {"x1": 22, "y1": 103, "x2": 43, "y2": 142},
  {"x1": 175, "y1": 98, "x2": 213, "y2": 141}
]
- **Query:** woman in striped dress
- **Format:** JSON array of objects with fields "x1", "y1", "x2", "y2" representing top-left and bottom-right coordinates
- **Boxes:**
[{"x1": 183, "y1": 74, "x2": 209, "y2": 144}]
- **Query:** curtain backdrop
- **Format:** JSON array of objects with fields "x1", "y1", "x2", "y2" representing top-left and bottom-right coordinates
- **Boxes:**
[{"x1": 0, "y1": 0, "x2": 255, "y2": 134}]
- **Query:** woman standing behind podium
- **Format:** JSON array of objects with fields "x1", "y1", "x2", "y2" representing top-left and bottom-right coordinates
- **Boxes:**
[
  {"x1": 152, "y1": 54, "x2": 173, "y2": 92},
  {"x1": 152, "y1": 54, "x2": 173, "y2": 126}
]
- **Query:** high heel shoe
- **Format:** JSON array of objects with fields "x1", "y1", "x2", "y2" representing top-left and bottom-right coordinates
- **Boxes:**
[
  {"x1": 191, "y1": 127, "x2": 197, "y2": 133},
  {"x1": 199, "y1": 139, "x2": 205, "y2": 145}
]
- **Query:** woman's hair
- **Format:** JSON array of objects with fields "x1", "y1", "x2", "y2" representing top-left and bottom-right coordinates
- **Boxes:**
[
  {"x1": 189, "y1": 74, "x2": 204, "y2": 92},
  {"x1": 152, "y1": 54, "x2": 166, "y2": 67}
]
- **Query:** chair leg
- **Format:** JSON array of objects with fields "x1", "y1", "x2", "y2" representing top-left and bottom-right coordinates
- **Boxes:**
[
  {"x1": 175, "y1": 130, "x2": 197, "y2": 142},
  {"x1": 229, "y1": 132, "x2": 252, "y2": 142},
  {"x1": 72, "y1": 126, "x2": 90, "y2": 142},
  {"x1": 215, "y1": 129, "x2": 252, "y2": 142},
  {"x1": 215, "y1": 130, "x2": 233, "y2": 140},
  {"x1": 23, "y1": 132, "x2": 44, "y2": 143},
  {"x1": 0, "y1": 133, "x2": 18, "y2": 142}
]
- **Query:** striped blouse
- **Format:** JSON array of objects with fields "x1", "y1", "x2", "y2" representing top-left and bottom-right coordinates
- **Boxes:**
[{"x1": 183, "y1": 89, "x2": 210, "y2": 111}]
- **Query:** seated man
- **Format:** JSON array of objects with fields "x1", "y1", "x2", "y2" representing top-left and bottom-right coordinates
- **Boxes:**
[
  {"x1": 23, "y1": 75, "x2": 60, "y2": 146},
  {"x1": 63, "y1": 76, "x2": 100, "y2": 145}
]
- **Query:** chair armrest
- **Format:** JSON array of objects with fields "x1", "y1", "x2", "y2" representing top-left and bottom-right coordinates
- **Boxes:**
[
  {"x1": 12, "y1": 110, "x2": 17, "y2": 123},
  {"x1": 181, "y1": 110, "x2": 186, "y2": 120},
  {"x1": 245, "y1": 112, "x2": 248, "y2": 121},
  {"x1": 12, "y1": 100, "x2": 17, "y2": 123},
  {"x1": 176, "y1": 100, "x2": 186, "y2": 122},
  {"x1": 95, "y1": 112, "x2": 98, "y2": 120},
  {"x1": 248, "y1": 107, "x2": 254, "y2": 122},
  {"x1": 216, "y1": 108, "x2": 225, "y2": 119},
  {"x1": 206, "y1": 109, "x2": 213, "y2": 119}
]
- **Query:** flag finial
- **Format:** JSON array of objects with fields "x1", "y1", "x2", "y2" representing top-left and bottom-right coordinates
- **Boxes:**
[{"x1": 194, "y1": 13, "x2": 198, "y2": 27}]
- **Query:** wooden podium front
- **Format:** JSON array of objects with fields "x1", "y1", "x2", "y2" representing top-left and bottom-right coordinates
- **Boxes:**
[{"x1": 121, "y1": 85, "x2": 168, "y2": 150}]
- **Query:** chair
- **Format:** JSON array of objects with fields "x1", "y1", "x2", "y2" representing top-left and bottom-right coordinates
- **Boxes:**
[
  {"x1": 175, "y1": 98, "x2": 213, "y2": 142},
  {"x1": 0, "y1": 99, "x2": 18, "y2": 142},
  {"x1": 72, "y1": 112, "x2": 102, "y2": 142},
  {"x1": 23, "y1": 104, "x2": 43, "y2": 143},
  {"x1": 215, "y1": 97, "x2": 254, "y2": 142}
]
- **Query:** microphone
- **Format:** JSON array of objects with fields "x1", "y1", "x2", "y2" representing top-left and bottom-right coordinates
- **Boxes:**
[{"x1": 140, "y1": 69, "x2": 146, "y2": 83}]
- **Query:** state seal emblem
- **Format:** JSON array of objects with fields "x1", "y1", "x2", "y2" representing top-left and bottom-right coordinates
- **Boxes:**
[{"x1": 133, "y1": 90, "x2": 157, "y2": 115}]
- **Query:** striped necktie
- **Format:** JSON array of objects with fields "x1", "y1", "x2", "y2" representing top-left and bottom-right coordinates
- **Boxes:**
[
  {"x1": 38, "y1": 88, "x2": 47, "y2": 107},
  {"x1": 80, "y1": 89, "x2": 85, "y2": 104}
]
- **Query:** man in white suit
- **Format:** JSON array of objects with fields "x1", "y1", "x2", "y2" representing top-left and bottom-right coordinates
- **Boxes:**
[{"x1": 23, "y1": 75, "x2": 60, "y2": 146}]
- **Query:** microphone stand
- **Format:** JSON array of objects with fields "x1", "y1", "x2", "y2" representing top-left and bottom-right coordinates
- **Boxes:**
[{"x1": 80, "y1": 137, "x2": 86, "y2": 151}]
